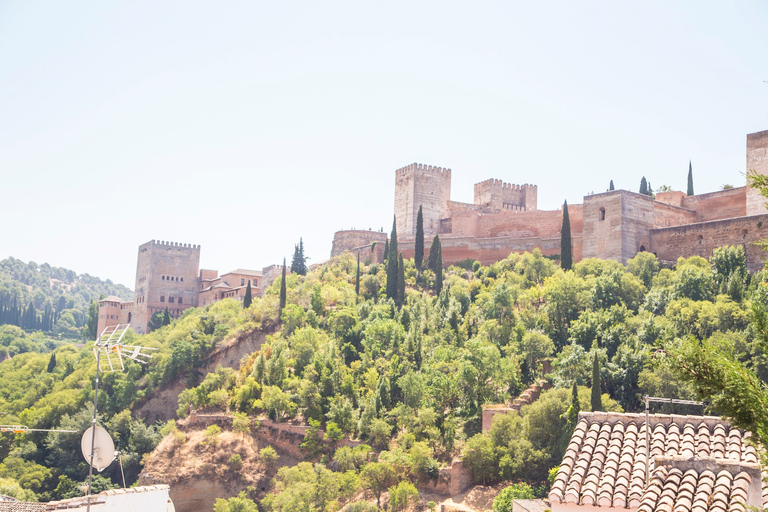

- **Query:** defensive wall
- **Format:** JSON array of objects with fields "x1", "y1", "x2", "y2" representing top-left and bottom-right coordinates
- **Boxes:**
[
  {"x1": 474, "y1": 179, "x2": 537, "y2": 212},
  {"x1": 330, "y1": 229, "x2": 387, "y2": 263},
  {"x1": 649, "y1": 214, "x2": 768, "y2": 272},
  {"x1": 394, "y1": 163, "x2": 452, "y2": 237}
]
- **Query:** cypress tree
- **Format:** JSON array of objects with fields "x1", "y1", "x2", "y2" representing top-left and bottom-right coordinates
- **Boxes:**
[
  {"x1": 386, "y1": 216, "x2": 399, "y2": 300},
  {"x1": 427, "y1": 234, "x2": 441, "y2": 272},
  {"x1": 687, "y1": 161, "x2": 694, "y2": 196},
  {"x1": 646, "y1": 181, "x2": 653, "y2": 196},
  {"x1": 279, "y1": 258, "x2": 287, "y2": 312},
  {"x1": 85, "y1": 299, "x2": 98, "y2": 340},
  {"x1": 243, "y1": 281, "x2": 252, "y2": 308},
  {"x1": 609, "y1": 180, "x2": 615, "y2": 191},
  {"x1": 163, "y1": 307, "x2": 171, "y2": 326},
  {"x1": 639, "y1": 177, "x2": 648, "y2": 195},
  {"x1": 561, "y1": 200, "x2": 572, "y2": 270},
  {"x1": 435, "y1": 244, "x2": 443, "y2": 295},
  {"x1": 414, "y1": 206, "x2": 425, "y2": 270},
  {"x1": 591, "y1": 351, "x2": 602, "y2": 411},
  {"x1": 383, "y1": 238, "x2": 389, "y2": 262},
  {"x1": 396, "y1": 252, "x2": 406, "y2": 307},
  {"x1": 291, "y1": 238, "x2": 308, "y2": 275},
  {"x1": 355, "y1": 252, "x2": 361, "y2": 299},
  {"x1": 46, "y1": 352, "x2": 57, "y2": 373}
]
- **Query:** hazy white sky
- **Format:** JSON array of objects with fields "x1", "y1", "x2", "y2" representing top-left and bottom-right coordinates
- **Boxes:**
[{"x1": 2, "y1": 1, "x2": 767, "y2": 288}]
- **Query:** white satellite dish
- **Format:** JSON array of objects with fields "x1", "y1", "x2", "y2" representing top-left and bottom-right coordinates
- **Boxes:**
[{"x1": 81, "y1": 426, "x2": 116, "y2": 472}]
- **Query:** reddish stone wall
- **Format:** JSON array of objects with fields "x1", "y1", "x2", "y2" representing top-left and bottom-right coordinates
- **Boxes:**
[
  {"x1": 331, "y1": 230, "x2": 387, "y2": 264},
  {"x1": 681, "y1": 187, "x2": 747, "y2": 223},
  {"x1": 747, "y1": 130, "x2": 768, "y2": 216},
  {"x1": 650, "y1": 214, "x2": 768, "y2": 271}
]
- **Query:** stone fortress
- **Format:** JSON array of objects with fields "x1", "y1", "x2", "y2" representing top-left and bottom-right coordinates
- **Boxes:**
[
  {"x1": 333, "y1": 129, "x2": 768, "y2": 273},
  {"x1": 102, "y1": 128, "x2": 768, "y2": 336},
  {"x1": 97, "y1": 240, "x2": 287, "y2": 335}
]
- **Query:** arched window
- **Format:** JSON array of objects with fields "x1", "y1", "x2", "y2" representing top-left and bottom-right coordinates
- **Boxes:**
[{"x1": 599, "y1": 208, "x2": 606, "y2": 221}]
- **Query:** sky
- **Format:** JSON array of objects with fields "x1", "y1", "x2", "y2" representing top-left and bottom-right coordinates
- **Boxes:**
[{"x1": 1, "y1": 1, "x2": 767, "y2": 288}]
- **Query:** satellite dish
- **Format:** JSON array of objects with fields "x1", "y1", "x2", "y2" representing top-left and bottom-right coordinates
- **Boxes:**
[{"x1": 81, "y1": 426, "x2": 116, "y2": 472}]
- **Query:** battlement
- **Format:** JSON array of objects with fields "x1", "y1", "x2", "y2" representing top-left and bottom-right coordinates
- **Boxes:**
[
  {"x1": 149, "y1": 240, "x2": 200, "y2": 249},
  {"x1": 396, "y1": 163, "x2": 451, "y2": 177},
  {"x1": 474, "y1": 179, "x2": 535, "y2": 192}
]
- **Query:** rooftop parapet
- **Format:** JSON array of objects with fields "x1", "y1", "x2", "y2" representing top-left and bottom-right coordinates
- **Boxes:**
[{"x1": 396, "y1": 163, "x2": 451, "y2": 177}]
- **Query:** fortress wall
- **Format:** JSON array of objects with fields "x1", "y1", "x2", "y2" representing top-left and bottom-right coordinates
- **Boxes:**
[
  {"x1": 473, "y1": 179, "x2": 537, "y2": 211},
  {"x1": 681, "y1": 186, "x2": 747, "y2": 223},
  {"x1": 330, "y1": 230, "x2": 387, "y2": 263},
  {"x1": 746, "y1": 130, "x2": 768, "y2": 216},
  {"x1": 399, "y1": 232, "x2": 583, "y2": 266},
  {"x1": 650, "y1": 214, "x2": 768, "y2": 272},
  {"x1": 653, "y1": 200, "x2": 697, "y2": 228},
  {"x1": 445, "y1": 207, "x2": 581, "y2": 240}
]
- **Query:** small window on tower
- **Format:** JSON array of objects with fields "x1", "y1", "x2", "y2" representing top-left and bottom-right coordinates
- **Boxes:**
[
  {"x1": 178, "y1": 297, "x2": 183, "y2": 304},
  {"x1": 169, "y1": 296, "x2": 175, "y2": 303},
  {"x1": 162, "y1": 276, "x2": 165, "y2": 280},
  {"x1": 241, "y1": 279, "x2": 245, "y2": 286},
  {"x1": 599, "y1": 208, "x2": 606, "y2": 221},
  {"x1": 160, "y1": 295, "x2": 165, "y2": 302}
]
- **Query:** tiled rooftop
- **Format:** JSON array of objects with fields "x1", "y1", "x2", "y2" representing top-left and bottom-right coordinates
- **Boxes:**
[{"x1": 549, "y1": 412, "x2": 762, "y2": 511}]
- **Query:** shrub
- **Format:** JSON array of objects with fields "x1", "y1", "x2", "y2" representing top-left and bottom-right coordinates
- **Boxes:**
[
  {"x1": 388, "y1": 480, "x2": 419, "y2": 511},
  {"x1": 228, "y1": 454, "x2": 242, "y2": 471},
  {"x1": 493, "y1": 483, "x2": 536, "y2": 512}
]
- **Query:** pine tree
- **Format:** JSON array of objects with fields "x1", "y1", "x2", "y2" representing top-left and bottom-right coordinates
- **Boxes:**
[
  {"x1": 279, "y1": 258, "x2": 287, "y2": 312},
  {"x1": 414, "y1": 206, "x2": 425, "y2": 270},
  {"x1": 396, "y1": 253, "x2": 406, "y2": 307},
  {"x1": 243, "y1": 281, "x2": 252, "y2": 308},
  {"x1": 355, "y1": 252, "x2": 361, "y2": 299},
  {"x1": 435, "y1": 244, "x2": 443, "y2": 295},
  {"x1": 687, "y1": 161, "x2": 694, "y2": 196},
  {"x1": 609, "y1": 180, "x2": 615, "y2": 191},
  {"x1": 386, "y1": 216, "x2": 399, "y2": 300},
  {"x1": 591, "y1": 351, "x2": 602, "y2": 411},
  {"x1": 560, "y1": 200, "x2": 572, "y2": 270},
  {"x1": 639, "y1": 177, "x2": 648, "y2": 195},
  {"x1": 163, "y1": 307, "x2": 171, "y2": 326},
  {"x1": 291, "y1": 238, "x2": 308, "y2": 276}
]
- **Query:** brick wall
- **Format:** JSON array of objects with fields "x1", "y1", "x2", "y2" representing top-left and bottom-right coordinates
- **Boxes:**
[
  {"x1": 681, "y1": 187, "x2": 747, "y2": 223},
  {"x1": 394, "y1": 163, "x2": 451, "y2": 237},
  {"x1": 746, "y1": 130, "x2": 768, "y2": 216},
  {"x1": 650, "y1": 214, "x2": 768, "y2": 272},
  {"x1": 330, "y1": 230, "x2": 387, "y2": 263}
]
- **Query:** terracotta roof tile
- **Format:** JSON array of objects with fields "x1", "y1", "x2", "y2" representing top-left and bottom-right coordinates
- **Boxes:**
[{"x1": 549, "y1": 412, "x2": 763, "y2": 511}]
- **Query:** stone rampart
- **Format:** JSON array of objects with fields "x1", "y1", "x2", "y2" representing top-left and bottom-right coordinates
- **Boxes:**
[
  {"x1": 649, "y1": 214, "x2": 768, "y2": 272},
  {"x1": 746, "y1": 129, "x2": 768, "y2": 216},
  {"x1": 681, "y1": 186, "x2": 747, "y2": 223},
  {"x1": 394, "y1": 162, "x2": 452, "y2": 237},
  {"x1": 330, "y1": 230, "x2": 387, "y2": 263}
]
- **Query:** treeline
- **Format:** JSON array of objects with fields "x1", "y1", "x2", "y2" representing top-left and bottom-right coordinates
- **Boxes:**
[{"x1": 0, "y1": 257, "x2": 132, "y2": 337}]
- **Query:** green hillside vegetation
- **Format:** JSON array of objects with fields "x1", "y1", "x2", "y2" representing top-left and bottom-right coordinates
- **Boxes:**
[
  {"x1": 0, "y1": 245, "x2": 764, "y2": 507},
  {"x1": 0, "y1": 257, "x2": 132, "y2": 339}
]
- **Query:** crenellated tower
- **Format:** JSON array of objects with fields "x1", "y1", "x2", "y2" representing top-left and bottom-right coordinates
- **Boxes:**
[
  {"x1": 474, "y1": 179, "x2": 537, "y2": 212},
  {"x1": 394, "y1": 163, "x2": 452, "y2": 237},
  {"x1": 132, "y1": 240, "x2": 201, "y2": 334}
]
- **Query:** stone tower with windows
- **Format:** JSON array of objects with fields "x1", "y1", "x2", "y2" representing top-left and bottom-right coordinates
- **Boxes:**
[
  {"x1": 394, "y1": 163, "x2": 452, "y2": 237},
  {"x1": 132, "y1": 240, "x2": 200, "y2": 334}
]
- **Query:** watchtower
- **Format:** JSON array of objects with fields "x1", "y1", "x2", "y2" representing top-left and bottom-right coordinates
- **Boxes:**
[
  {"x1": 473, "y1": 179, "x2": 537, "y2": 212},
  {"x1": 394, "y1": 163, "x2": 452, "y2": 237},
  {"x1": 132, "y1": 240, "x2": 200, "y2": 334},
  {"x1": 746, "y1": 129, "x2": 768, "y2": 216}
]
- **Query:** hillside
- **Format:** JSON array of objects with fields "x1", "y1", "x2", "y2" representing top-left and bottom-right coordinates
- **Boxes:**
[
  {"x1": 0, "y1": 257, "x2": 132, "y2": 338},
  {"x1": 0, "y1": 245, "x2": 765, "y2": 510}
]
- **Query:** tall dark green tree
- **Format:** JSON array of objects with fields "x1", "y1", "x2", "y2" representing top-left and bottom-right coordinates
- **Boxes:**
[
  {"x1": 414, "y1": 206, "x2": 425, "y2": 270},
  {"x1": 435, "y1": 244, "x2": 443, "y2": 295},
  {"x1": 591, "y1": 351, "x2": 602, "y2": 411},
  {"x1": 279, "y1": 258, "x2": 287, "y2": 312},
  {"x1": 355, "y1": 252, "x2": 361, "y2": 299},
  {"x1": 85, "y1": 299, "x2": 98, "y2": 340},
  {"x1": 646, "y1": 181, "x2": 653, "y2": 196},
  {"x1": 291, "y1": 238, "x2": 308, "y2": 276},
  {"x1": 162, "y1": 307, "x2": 171, "y2": 326},
  {"x1": 396, "y1": 253, "x2": 406, "y2": 307},
  {"x1": 383, "y1": 238, "x2": 390, "y2": 262},
  {"x1": 243, "y1": 281, "x2": 252, "y2": 308},
  {"x1": 639, "y1": 177, "x2": 648, "y2": 196},
  {"x1": 427, "y1": 234, "x2": 441, "y2": 272},
  {"x1": 46, "y1": 352, "x2": 57, "y2": 373},
  {"x1": 609, "y1": 180, "x2": 615, "y2": 191},
  {"x1": 687, "y1": 161, "x2": 694, "y2": 196},
  {"x1": 560, "y1": 200, "x2": 572, "y2": 270},
  {"x1": 386, "y1": 216, "x2": 399, "y2": 300}
]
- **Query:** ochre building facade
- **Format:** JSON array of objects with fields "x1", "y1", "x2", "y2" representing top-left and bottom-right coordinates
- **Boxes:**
[{"x1": 332, "y1": 129, "x2": 768, "y2": 272}]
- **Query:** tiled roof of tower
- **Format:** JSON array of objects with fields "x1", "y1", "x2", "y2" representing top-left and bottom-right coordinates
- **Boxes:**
[{"x1": 549, "y1": 411, "x2": 762, "y2": 511}]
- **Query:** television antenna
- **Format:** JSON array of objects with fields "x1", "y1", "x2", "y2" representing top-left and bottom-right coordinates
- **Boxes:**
[{"x1": 84, "y1": 324, "x2": 156, "y2": 511}]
